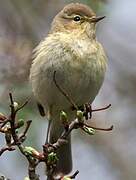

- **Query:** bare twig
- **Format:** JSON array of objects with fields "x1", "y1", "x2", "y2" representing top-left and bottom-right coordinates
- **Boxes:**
[
  {"x1": 83, "y1": 123, "x2": 113, "y2": 131},
  {"x1": 28, "y1": 164, "x2": 40, "y2": 180},
  {"x1": 8, "y1": 93, "x2": 40, "y2": 180},
  {"x1": 9, "y1": 93, "x2": 20, "y2": 145},
  {"x1": 0, "y1": 119, "x2": 9, "y2": 128},
  {"x1": 68, "y1": 170, "x2": 79, "y2": 179},
  {"x1": 0, "y1": 146, "x2": 15, "y2": 156},
  {"x1": 53, "y1": 71, "x2": 78, "y2": 110},
  {"x1": 19, "y1": 120, "x2": 32, "y2": 142},
  {"x1": 92, "y1": 103, "x2": 111, "y2": 112},
  {"x1": 59, "y1": 170, "x2": 79, "y2": 180},
  {"x1": 0, "y1": 89, "x2": 113, "y2": 180},
  {"x1": 15, "y1": 99, "x2": 30, "y2": 113},
  {"x1": 44, "y1": 119, "x2": 80, "y2": 153}
]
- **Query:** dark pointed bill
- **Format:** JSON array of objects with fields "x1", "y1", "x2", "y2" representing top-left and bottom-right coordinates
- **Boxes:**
[{"x1": 90, "y1": 16, "x2": 106, "y2": 23}]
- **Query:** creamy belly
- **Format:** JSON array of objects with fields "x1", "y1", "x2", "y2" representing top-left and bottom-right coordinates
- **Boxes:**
[{"x1": 30, "y1": 33, "x2": 107, "y2": 114}]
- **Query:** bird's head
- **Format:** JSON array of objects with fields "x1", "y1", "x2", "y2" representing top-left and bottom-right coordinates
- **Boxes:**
[{"x1": 50, "y1": 3, "x2": 105, "y2": 39}]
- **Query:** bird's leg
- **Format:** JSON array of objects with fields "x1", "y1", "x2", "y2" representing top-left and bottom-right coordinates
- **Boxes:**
[
  {"x1": 71, "y1": 103, "x2": 92, "y2": 120},
  {"x1": 83, "y1": 103, "x2": 92, "y2": 120},
  {"x1": 83, "y1": 103, "x2": 111, "y2": 120},
  {"x1": 72, "y1": 103, "x2": 111, "y2": 121}
]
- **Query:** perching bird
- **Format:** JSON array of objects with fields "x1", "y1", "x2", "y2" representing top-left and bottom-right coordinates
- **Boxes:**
[{"x1": 30, "y1": 3, "x2": 107, "y2": 178}]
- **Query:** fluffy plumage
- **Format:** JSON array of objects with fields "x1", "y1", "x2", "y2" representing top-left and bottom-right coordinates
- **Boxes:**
[
  {"x1": 62, "y1": 3, "x2": 96, "y2": 17},
  {"x1": 30, "y1": 3, "x2": 107, "y2": 177}
]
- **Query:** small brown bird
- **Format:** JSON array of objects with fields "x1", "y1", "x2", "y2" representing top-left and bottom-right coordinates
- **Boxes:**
[{"x1": 30, "y1": 3, "x2": 107, "y2": 177}]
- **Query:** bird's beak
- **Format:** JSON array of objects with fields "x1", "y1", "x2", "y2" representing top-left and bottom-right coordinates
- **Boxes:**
[{"x1": 89, "y1": 16, "x2": 106, "y2": 23}]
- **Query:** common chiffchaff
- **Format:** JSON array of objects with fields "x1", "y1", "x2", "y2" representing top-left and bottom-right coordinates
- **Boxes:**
[{"x1": 30, "y1": 3, "x2": 107, "y2": 177}]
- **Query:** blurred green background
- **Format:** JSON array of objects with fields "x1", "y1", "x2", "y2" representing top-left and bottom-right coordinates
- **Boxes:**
[{"x1": 0, "y1": 0, "x2": 136, "y2": 180}]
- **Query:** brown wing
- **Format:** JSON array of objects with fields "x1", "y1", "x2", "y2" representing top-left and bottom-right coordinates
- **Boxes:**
[{"x1": 37, "y1": 102, "x2": 45, "y2": 116}]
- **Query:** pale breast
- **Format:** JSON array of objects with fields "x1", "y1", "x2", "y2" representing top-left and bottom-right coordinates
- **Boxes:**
[{"x1": 30, "y1": 32, "x2": 107, "y2": 112}]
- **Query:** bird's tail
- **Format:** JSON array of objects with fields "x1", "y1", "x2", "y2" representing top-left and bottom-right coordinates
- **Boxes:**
[{"x1": 49, "y1": 113, "x2": 72, "y2": 177}]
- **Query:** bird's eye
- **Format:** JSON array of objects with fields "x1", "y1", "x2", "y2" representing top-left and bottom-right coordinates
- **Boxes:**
[{"x1": 73, "y1": 16, "x2": 81, "y2": 22}]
